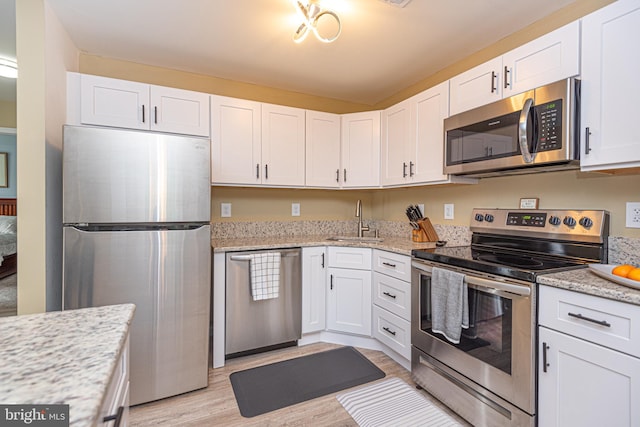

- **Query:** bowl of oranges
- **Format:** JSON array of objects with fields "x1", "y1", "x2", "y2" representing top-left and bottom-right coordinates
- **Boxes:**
[{"x1": 589, "y1": 263, "x2": 640, "y2": 290}]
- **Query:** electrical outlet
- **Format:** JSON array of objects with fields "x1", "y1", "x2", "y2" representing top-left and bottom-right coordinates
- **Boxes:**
[
  {"x1": 221, "y1": 203, "x2": 231, "y2": 218},
  {"x1": 418, "y1": 204, "x2": 425, "y2": 217},
  {"x1": 444, "y1": 204, "x2": 454, "y2": 220},
  {"x1": 291, "y1": 203, "x2": 301, "y2": 217},
  {"x1": 626, "y1": 202, "x2": 640, "y2": 228}
]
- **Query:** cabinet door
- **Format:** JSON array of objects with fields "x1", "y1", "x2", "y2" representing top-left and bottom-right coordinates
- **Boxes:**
[
  {"x1": 80, "y1": 74, "x2": 149, "y2": 130},
  {"x1": 580, "y1": 0, "x2": 640, "y2": 171},
  {"x1": 449, "y1": 57, "x2": 502, "y2": 116},
  {"x1": 381, "y1": 100, "x2": 411, "y2": 186},
  {"x1": 503, "y1": 21, "x2": 579, "y2": 96},
  {"x1": 150, "y1": 86, "x2": 210, "y2": 137},
  {"x1": 305, "y1": 111, "x2": 341, "y2": 188},
  {"x1": 412, "y1": 81, "x2": 450, "y2": 183},
  {"x1": 538, "y1": 327, "x2": 640, "y2": 427},
  {"x1": 210, "y1": 95, "x2": 262, "y2": 185},
  {"x1": 327, "y1": 267, "x2": 372, "y2": 336},
  {"x1": 302, "y1": 247, "x2": 326, "y2": 334},
  {"x1": 262, "y1": 104, "x2": 306, "y2": 186},
  {"x1": 341, "y1": 111, "x2": 381, "y2": 188}
]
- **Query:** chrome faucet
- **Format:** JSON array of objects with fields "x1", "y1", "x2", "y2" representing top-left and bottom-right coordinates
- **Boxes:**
[{"x1": 355, "y1": 199, "x2": 370, "y2": 237}]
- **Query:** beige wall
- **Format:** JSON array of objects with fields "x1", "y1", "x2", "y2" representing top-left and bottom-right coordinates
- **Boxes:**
[{"x1": 0, "y1": 100, "x2": 17, "y2": 128}]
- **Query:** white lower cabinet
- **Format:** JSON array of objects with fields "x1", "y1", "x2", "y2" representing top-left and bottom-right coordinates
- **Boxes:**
[
  {"x1": 301, "y1": 247, "x2": 326, "y2": 334},
  {"x1": 100, "y1": 336, "x2": 130, "y2": 426},
  {"x1": 538, "y1": 286, "x2": 640, "y2": 427},
  {"x1": 372, "y1": 305, "x2": 410, "y2": 360},
  {"x1": 326, "y1": 247, "x2": 372, "y2": 336}
]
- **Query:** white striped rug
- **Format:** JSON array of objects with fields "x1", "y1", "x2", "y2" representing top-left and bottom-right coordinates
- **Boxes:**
[{"x1": 337, "y1": 377, "x2": 464, "y2": 427}]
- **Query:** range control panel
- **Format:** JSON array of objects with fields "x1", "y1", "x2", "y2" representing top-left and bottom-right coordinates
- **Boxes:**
[{"x1": 470, "y1": 208, "x2": 609, "y2": 243}]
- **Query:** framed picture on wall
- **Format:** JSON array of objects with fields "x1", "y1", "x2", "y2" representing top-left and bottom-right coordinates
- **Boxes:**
[{"x1": 0, "y1": 153, "x2": 7, "y2": 188}]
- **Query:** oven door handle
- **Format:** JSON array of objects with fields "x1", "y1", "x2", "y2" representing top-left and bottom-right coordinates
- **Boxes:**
[{"x1": 412, "y1": 261, "x2": 531, "y2": 297}]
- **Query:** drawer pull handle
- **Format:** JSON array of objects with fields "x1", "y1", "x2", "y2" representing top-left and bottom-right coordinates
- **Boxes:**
[
  {"x1": 542, "y1": 342, "x2": 549, "y2": 373},
  {"x1": 567, "y1": 312, "x2": 611, "y2": 328},
  {"x1": 382, "y1": 262, "x2": 397, "y2": 268},
  {"x1": 104, "y1": 406, "x2": 125, "y2": 427},
  {"x1": 383, "y1": 291, "x2": 397, "y2": 299},
  {"x1": 383, "y1": 326, "x2": 396, "y2": 336}
]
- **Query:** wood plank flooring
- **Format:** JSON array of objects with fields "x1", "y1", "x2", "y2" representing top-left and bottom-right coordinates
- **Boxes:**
[{"x1": 129, "y1": 343, "x2": 468, "y2": 426}]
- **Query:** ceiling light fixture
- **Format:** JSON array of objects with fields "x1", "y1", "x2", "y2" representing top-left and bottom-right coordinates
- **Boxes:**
[
  {"x1": 293, "y1": 0, "x2": 341, "y2": 44},
  {"x1": 0, "y1": 58, "x2": 18, "y2": 79}
]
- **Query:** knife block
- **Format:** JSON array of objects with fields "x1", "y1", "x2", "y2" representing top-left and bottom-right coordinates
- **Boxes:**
[{"x1": 412, "y1": 218, "x2": 439, "y2": 242}]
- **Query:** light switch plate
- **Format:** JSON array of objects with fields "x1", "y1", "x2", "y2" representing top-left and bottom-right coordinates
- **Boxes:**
[
  {"x1": 221, "y1": 203, "x2": 231, "y2": 218},
  {"x1": 291, "y1": 203, "x2": 300, "y2": 217},
  {"x1": 444, "y1": 204, "x2": 454, "y2": 220}
]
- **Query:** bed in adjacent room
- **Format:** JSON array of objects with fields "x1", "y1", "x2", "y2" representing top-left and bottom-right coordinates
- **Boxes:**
[{"x1": 0, "y1": 198, "x2": 16, "y2": 280}]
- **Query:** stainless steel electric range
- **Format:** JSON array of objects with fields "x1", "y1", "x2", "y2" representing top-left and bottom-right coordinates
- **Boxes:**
[{"x1": 411, "y1": 208, "x2": 609, "y2": 427}]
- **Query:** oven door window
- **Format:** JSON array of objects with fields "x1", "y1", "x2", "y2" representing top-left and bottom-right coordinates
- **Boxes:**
[{"x1": 419, "y1": 273, "x2": 512, "y2": 375}]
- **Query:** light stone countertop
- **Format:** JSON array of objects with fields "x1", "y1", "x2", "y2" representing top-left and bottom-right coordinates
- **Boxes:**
[
  {"x1": 538, "y1": 268, "x2": 640, "y2": 306},
  {"x1": 0, "y1": 304, "x2": 135, "y2": 426},
  {"x1": 211, "y1": 235, "x2": 442, "y2": 255}
]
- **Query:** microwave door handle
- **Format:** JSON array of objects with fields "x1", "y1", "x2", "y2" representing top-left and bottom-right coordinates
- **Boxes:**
[{"x1": 518, "y1": 98, "x2": 536, "y2": 163}]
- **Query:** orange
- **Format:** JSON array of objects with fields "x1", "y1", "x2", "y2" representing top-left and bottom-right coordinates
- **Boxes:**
[
  {"x1": 627, "y1": 268, "x2": 640, "y2": 282},
  {"x1": 612, "y1": 264, "x2": 635, "y2": 278}
]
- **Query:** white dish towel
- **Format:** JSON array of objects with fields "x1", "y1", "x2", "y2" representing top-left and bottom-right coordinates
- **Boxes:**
[
  {"x1": 430, "y1": 266, "x2": 469, "y2": 344},
  {"x1": 248, "y1": 252, "x2": 281, "y2": 301}
]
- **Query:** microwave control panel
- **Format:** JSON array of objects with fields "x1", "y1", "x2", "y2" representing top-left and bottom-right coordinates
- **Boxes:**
[{"x1": 536, "y1": 99, "x2": 562, "y2": 152}]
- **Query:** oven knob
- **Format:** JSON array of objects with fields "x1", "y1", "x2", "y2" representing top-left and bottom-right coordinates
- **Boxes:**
[
  {"x1": 563, "y1": 216, "x2": 576, "y2": 227},
  {"x1": 475, "y1": 213, "x2": 484, "y2": 222},
  {"x1": 579, "y1": 217, "x2": 593, "y2": 228},
  {"x1": 549, "y1": 216, "x2": 561, "y2": 226},
  {"x1": 484, "y1": 214, "x2": 494, "y2": 222}
]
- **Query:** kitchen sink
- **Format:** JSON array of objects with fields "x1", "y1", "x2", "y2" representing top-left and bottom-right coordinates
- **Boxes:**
[{"x1": 325, "y1": 236, "x2": 384, "y2": 243}]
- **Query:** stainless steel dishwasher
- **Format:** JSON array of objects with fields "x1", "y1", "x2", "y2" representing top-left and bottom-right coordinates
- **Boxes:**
[{"x1": 225, "y1": 248, "x2": 302, "y2": 357}]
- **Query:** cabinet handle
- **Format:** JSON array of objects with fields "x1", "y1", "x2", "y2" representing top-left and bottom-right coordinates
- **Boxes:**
[
  {"x1": 256, "y1": 164, "x2": 260, "y2": 179},
  {"x1": 103, "y1": 405, "x2": 124, "y2": 427},
  {"x1": 585, "y1": 127, "x2": 592, "y2": 154},
  {"x1": 491, "y1": 71, "x2": 497, "y2": 93},
  {"x1": 403, "y1": 162, "x2": 407, "y2": 178},
  {"x1": 265, "y1": 164, "x2": 268, "y2": 180},
  {"x1": 504, "y1": 66, "x2": 510, "y2": 89},
  {"x1": 330, "y1": 274, "x2": 333, "y2": 290},
  {"x1": 383, "y1": 291, "x2": 397, "y2": 299},
  {"x1": 142, "y1": 105, "x2": 145, "y2": 123},
  {"x1": 154, "y1": 106, "x2": 158, "y2": 124},
  {"x1": 382, "y1": 262, "x2": 396, "y2": 268},
  {"x1": 336, "y1": 169, "x2": 340, "y2": 183},
  {"x1": 383, "y1": 326, "x2": 396, "y2": 336},
  {"x1": 343, "y1": 168, "x2": 347, "y2": 182},
  {"x1": 568, "y1": 312, "x2": 611, "y2": 327},
  {"x1": 409, "y1": 161, "x2": 414, "y2": 177},
  {"x1": 321, "y1": 253, "x2": 325, "y2": 268},
  {"x1": 542, "y1": 342, "x2": 549, "y2": 373}
]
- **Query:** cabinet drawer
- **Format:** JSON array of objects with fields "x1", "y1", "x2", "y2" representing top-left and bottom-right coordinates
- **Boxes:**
[
  {"x1": 372, "y1": 250, "x2": 411, "y2": 282},
  {"x1": 372, "y1": 305, "x2": 411, "y2": 360},
  {"x1": 327, "y1": 246, "x2": 371, "y2": 270},
  {"x1": 539, "y1": 285, "x2": 640, "y2": 357},
  {"x1": 373, "y1": 271, "x2": 410, "y2": 321}
]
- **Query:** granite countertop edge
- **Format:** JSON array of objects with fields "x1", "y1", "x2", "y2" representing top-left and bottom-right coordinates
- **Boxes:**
[{"x1": 0, "y1": 303, "x2": 136, "y2": 426}]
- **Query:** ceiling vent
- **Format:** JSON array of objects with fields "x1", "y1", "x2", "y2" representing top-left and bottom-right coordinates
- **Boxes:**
[{"x1": 378, "y1": 0, "x2": 412, "y2": 7}]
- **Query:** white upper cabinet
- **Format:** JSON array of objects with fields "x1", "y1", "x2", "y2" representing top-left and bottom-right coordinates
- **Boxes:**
[
  {"x1": 78, "y1": 73, "x2": 210, "y2": 136},
  {"x1": 261, "y1": 104, "x2": 306, "y2": 187},
  {"x1": 341, "y1": 111, "x2": 381, "y2": 188},
  {"x1": 503, "y1": 21, "x2": 580, "y2": 97},
  {"x1": 210, "y1": 95, "x2": 262, "y2": 185},
  {"x1": 305, "y1": 110, "x2": 341, "y2": 188},
  {"x1": 381, "y1": 99, "x2": 412, "y2": 186},
  {"x1": 450, "y1": 21, "x2": 580, "y2": 116},
  {"x1": 580, "y1": 0, "x2": 640, "y2": 171}
]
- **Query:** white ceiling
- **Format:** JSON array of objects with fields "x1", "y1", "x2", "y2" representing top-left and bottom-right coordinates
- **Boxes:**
[{"x1": 3, "y1": 0, "x2": 583, "y2": 106}]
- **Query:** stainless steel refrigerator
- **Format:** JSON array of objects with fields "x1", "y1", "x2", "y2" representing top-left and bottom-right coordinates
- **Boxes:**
[{"x1": 62, "y1": 125, "x2": 211, "y2": 406}]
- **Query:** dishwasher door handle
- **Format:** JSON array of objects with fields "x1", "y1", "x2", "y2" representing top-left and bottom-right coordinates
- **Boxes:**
[{"x1": 229, "y1": 252, "x2": 300, "y2": 261}]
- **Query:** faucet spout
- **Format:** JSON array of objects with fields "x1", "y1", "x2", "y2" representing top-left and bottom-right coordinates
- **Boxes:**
[{"x1": 355, "y1": 199, "x2": 370, "y2": 237}]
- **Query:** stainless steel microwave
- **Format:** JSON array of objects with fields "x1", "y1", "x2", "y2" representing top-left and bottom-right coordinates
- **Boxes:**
[{"x1": 444, "y1": 78, "x2": 580, "y2": 177}]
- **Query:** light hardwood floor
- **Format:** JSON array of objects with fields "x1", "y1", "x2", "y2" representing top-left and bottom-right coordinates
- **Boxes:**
[{"x1": 129, "y1": 343, "x2": 467, "y2": 426}]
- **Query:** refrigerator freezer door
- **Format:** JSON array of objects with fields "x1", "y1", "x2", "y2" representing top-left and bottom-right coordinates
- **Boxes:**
[
  {"x1": 63, "y1": 125, "x2": 210, "y2": 224},
  {"x1": 63, "y1": 225, "x2": 211, "y2": 405}
]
